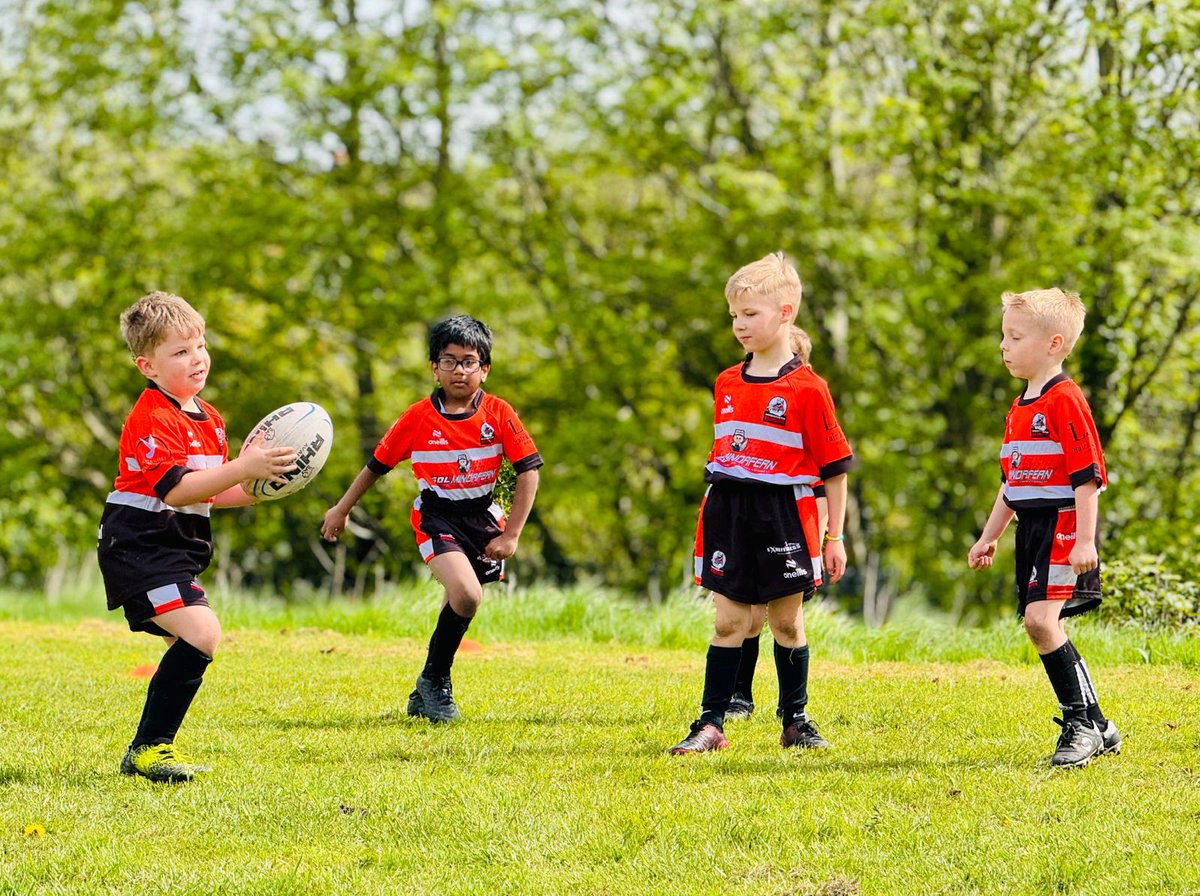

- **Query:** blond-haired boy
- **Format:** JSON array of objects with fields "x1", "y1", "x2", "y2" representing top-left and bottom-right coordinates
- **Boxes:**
[
  {"x1": 969, "y1": 287, "x2": 1121, "y2": 767},
  {"x1": 672, "y1": 252, "x2": 854, "y2": 754},
  {"x1": 99, "y1": 291, "x2": 297, "y2": 781}
]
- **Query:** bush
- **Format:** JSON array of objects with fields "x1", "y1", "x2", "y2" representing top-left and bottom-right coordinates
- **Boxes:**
[{"x1": 1101, "y1": 553, "x2": 1200, "y2": 629}]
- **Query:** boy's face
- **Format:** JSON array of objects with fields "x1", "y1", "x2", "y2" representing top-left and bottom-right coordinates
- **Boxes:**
[
  {"x1": 728, "y1": 293, "x2": 793, "y2": 355},
  {"x1": 431, "y1": 343, "x2": 488, "y2": 402},
  {"x1": 135, "y1": 327, "x2": 209, "y2": 402},
  {"x1": 1000, "y1": 308, "x2": 1062, "y2": 380}
]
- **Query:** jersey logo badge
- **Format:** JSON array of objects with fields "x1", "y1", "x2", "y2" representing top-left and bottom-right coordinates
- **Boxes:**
[
  {"x1": 710, "y1": 551, "x2": 726, "y2": 575},
  {"x1": 1009, "y1": 448, "x2": 1022, "y2": 469},
  {"x1": 457, "y1": 454, "x2": 471, "y2": 473},
  {"x1": 480, "y1": 422, "x2": 495, "y2": 445},
  {"x1": 721, "y1": 394, "x2": 735, "y2": 415},
  {"x1": 763, "y1": 396, "x2": 788, "y2": 425},
  {"x1": 215, "y1": 428, "x2": 225, "y2": 447},
  {"x1": 730, "y1": 429, "x2": 748, "y2": 452},
  {"x1": 139, "y1": 435, "x2": 158, "y2": 459},
  {"x1": 1030, "y1": 413, "x2": 1050, "y2": 438}
]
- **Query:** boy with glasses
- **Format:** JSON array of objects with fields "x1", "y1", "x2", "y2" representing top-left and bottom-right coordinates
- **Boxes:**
[{"x1": 322, "y1": 315, "x2": 542, "y2": 721}]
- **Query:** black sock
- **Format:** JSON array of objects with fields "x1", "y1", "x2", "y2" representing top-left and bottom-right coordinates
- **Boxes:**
[
  {"x1": 733, "y1": 635, "x2": 760, "y2": 701},
  {"x1": 1039, "y1": 642, "x2": 1088, "y2": 722},
  {"x1": 1065, "y1": 640, "x2": 1107, "y2": 726},
  {"x1": 775, "y1": 642, "x2": 810, "y2": 728},
  {"x1": 697, "y1": 645, "x2": 742, "y2": 728},
  {"x1": 132, "y1": 639, "x2": 212, "y2": 748},
  {"x1": 422, "y1": 604, "x2": 473, "y2": 679}
]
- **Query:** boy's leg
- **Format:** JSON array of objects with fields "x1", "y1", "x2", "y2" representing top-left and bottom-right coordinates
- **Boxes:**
[
  {"x1": 769, "y1": 593, "x2": 828, "y2": 748},
  {"x1": 729, "y1": 605, "x2": 768, "y2": 720},
  {"x1": 1025, "y1": 601, "x2": 1106, "y2": 765},
  {"x1": 123, "y1": 604, "x2": 219, "y2": 781},
  {"x1": 670, "y1": 595, "x2": 752, "y2": 753},
  {"x1": 408, "y1": 552, "x2": 481, "y2": 722}
]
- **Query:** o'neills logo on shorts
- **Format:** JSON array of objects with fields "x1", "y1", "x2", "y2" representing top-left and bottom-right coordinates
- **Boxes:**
[{"x1": 710, "y1": 551, "x2": 726, "y2": 576}]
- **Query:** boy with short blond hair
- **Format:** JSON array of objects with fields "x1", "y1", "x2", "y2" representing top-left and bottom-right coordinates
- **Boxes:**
[
  {"x1": 99, "y1": 291, "x2": 297, "y2": 781},
  {"x1": 969, "y1": 286, "x2": 1121, "y2": 767},
  {"x1": 671, "y1": 252, "x2": 854, "y2": 754}
]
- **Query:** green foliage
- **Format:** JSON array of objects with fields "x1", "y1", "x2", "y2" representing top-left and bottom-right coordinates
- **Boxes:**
[
  {"x1": 1, "y1": 0, "x2": 1197, "y2": 616},
  {"x1": 1101, "y1": 554, "x2": 1200, "y2": 631}
]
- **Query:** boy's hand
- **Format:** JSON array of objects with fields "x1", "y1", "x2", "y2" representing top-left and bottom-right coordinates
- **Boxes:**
[
  {"x1": 321, "y1": 507, "x2": 350, "y2": 541},
  {"x1": 484, "y1": 532, "x2": 519, "y2": 561},
  {"x1": 1069, "y1": 541, "x2": 1099, "y2": 575},
  {"x1": 239, "y1": 433, "x2": 297, "y2": 483},
  {"x1": 968, "y1": 539, "x2": 997, "y2": 569},
  {"x1": 822, "y1": 539, "x2": 846, "y2": 584}
]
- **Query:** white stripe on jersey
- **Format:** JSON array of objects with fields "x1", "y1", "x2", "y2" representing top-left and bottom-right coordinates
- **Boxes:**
[
  {"x1": 1000, "y1": 440, "x2": 1064, "y2": 457},
  {"x1": 1003, "y1": 484, "x2": 1075, "y2": 502},
  {"x1": 705, "y1": 463, "x2": 821, "y2": 487},
  {"x1": 186, "y1": 454, "x2": 226, "y2": 469},
  {"x1": 105, "y1": 490, "x2": 212, "y2": 517},
  {"x1": 410, "y1": 445, "x2": 505, "y2": 464},
  {"x1": 414, "y1": 478, "x2": 497, "y2": 501},
  {"x1": 714, "y1": 420, "x2": 806, "y2": 449}
]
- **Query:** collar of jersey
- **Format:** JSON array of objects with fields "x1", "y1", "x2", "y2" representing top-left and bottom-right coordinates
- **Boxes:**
[
  {"x1": 146, "y1": 379, "x2": 210, "y2": 421},
  {"x1": 740, "y1": 353, "x2": 807, "y2": 383},
  {"x1": 1017, "y1": 372, "x2": 1070, "y2": 406},
  {"x1": 431, "y1": 387, "x2": 484, "y2": 419}
]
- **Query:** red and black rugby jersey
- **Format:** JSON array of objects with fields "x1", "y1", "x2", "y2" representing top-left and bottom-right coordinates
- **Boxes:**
[
  {"x1": 705, "y1": 356, "x2": 853, "y2": 488},
  {"x1": 98, "y1": 383, "x2": 229, "y2": 607},
  {"x1": 369, "y1": 389, "x2": 542, "y2": 508},
  {"x1": 1000, "y1": 373, "x2": 1106, "y2": 511}
]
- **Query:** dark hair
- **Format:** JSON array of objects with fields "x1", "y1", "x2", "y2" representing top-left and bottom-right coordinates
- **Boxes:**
[{"x1": 429, "y1": 314, "x2": 492, "y2": 366}]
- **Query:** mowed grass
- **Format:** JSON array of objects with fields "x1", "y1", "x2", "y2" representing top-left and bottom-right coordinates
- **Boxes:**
[{"x1": 2, "y1": 586, "x2": 1200, "y2": 895}]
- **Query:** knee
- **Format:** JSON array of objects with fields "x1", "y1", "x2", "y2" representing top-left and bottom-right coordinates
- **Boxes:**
[
  {"x1": 447, "y1": 587, "x2": 483, "y2": 618},
  {"x1": 713, "y1": 616, "x2": 751, "y2": 642},
  {"x1": 1023, "y1": 615, "x2": 1054, "y2": 647},
  {"x1": 192, "y1": 625, "x2": 222, "y2": 658},
  {"x1": 771, "y1": 620, "x2": 801, "y2": 644}
]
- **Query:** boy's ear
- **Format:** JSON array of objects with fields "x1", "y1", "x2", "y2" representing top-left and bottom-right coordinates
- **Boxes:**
[
  {"x1": 1049, "y1": 333, "x2": 1066, "y2": 353},
  {"x1": 134, "y1": 355, "x2": 156, "y2": 377},
  {"x1": 781, "y1": 302, "x2": 795, "y2": 320}
]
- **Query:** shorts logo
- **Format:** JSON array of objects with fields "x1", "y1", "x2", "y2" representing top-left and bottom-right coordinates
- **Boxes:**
[
  {"x1": 1029, "y1": 567, "x2": 1039, "y2": 586},
  {"x1": 1030, "y1": 413, "x2": 1050, "y2": 438},
  {"x1": 480, "y1": 423, "x2": 495, "y2": 445},
  {"x1": 457, "y1": 454, "x2": 471, "y2": 473},
  {"x1": 730, "y1": 429, "x2": 748, "y2": 452},
  {"x1": 783, "y1": 558, "x2": 808, "y2": 579},
  {"x1": 764, "y1": 396, "x2": 788, "y2": 425},
  {"x1": 710, "y1": 551, "x2": 726, "y2": 575},
  {"x1": 1055, "y1": 531, "x2": 1075, "y2": 543}
]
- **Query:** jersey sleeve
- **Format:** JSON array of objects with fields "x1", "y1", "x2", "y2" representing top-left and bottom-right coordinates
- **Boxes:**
[
  {"x1": 369, "y1": 404, "x2": 420, "y2": 474},
  {"x1": 798, "y1": 379, "x2": 854, "y2": 480},
  {"x1": 134, "y1": 407, "x2": 199, "y2": 500},
  {"x1": 1052, "y1": 389, "x2": 1106, "y2": 489},
  {"x1": 499, "y1": 402, "x2": 543, "y2": 473}
]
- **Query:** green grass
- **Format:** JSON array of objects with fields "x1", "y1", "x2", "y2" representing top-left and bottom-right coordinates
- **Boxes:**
[{"x1": 2, "y1": 584, "x2": 1200, "y2": 895}]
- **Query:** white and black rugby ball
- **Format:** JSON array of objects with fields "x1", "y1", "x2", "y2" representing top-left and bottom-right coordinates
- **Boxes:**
[{"x1": 242, "y1": 402, "x2": 334, "y2": 501}]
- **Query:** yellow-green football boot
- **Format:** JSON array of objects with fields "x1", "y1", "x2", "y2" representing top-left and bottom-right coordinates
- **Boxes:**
[{"x1": 120, "y1": 744, "x2": 204, "y2": 782}]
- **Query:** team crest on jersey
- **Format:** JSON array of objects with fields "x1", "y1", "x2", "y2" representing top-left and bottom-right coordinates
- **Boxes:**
[
  {"x1": 480, "y1": 422, "x2": 495, "y2": 445},
  {"x1": 139, "y1": 435, "x2": 158, "y2": 459},
  {"x1": 457, "y1": 454, "x2": 471, "y2": 473},
  {"x1": 763, "y1": 396, "x2": 788, "y2": 425},
  {"x1": 710, "y1": 551, "x2": 726, "y2": 575},
  {"x1": 1009, "y1": 448, "x2": 1022, "y2": 470},
  {"x1": 730, "y1": 429, "x2": 748, "y2": 452},
  {"x1": 1030, "y1": 413, "x2": 1050, "y2": 438}
]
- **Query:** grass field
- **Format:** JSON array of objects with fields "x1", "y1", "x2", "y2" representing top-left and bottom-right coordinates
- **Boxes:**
[{"x1": 2, "y1": 584, "x2": 1199, "y2": 895}]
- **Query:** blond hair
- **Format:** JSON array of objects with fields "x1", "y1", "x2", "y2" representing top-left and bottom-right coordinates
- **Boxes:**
[
  {"x1": 725, "y1": 251, "x2": 803, "y2": 314},
  {"x1": 790, "y1": 326, "x2": 812, "y2": 363},
  {"x1": 1001, "y1": 287, "x2": 1086, "y2": 353},
  {"x1": 119, "y1": 291, "x2": 205, "y2": 358}
]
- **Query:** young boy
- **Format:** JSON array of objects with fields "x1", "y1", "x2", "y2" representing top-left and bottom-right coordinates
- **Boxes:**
[
  {"x1": 968, "y1": 288, "x2": 1122, "y2": 768},
  {"x1": 726, "y1": 326, "x2": 829, "y2": 721},
  {"x1": 672, "y1": 252, "x2": 854, "y2": 754},
  {"x1": 322, "y1": 314, "x2": 542, "y2": 722},
  {"x1": 99, "y1": 291, "x2": 298, "y2": 782}
]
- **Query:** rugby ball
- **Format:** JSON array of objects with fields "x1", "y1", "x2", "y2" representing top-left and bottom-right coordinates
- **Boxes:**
[{"x1": 241, "y1": 402, "x2": 334, "y2": 501}]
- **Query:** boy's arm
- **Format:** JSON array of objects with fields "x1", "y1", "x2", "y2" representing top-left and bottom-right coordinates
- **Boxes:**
[
  {"x1": 968, "y1": 485, "x2": 1014, "y2": 569},
  {"x1": 821, "y1": 473, "x2": 848, "y2": 583},
  {"x1": 484, "y1": 468, "x2": 539, "y2": 560},
  {"x1": 321, "y1": 466, "x2": 383, "y2": 541},
  {"x1": 161, "y1": 438, "x2": 296, "y2": 507},
  {"x1": 1068, "y1": 481, "x2": 1099, "y2": 573}
]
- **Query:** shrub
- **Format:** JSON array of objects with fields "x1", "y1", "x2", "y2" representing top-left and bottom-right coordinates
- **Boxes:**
[{"x1": 1101, "y1": 553, "x2": 1200, "y2": 629}]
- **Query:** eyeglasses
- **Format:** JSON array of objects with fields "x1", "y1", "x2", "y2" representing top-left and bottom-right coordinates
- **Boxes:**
[{"x1": 435, "y1": 356, "x2": 483, "y2": 372}]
